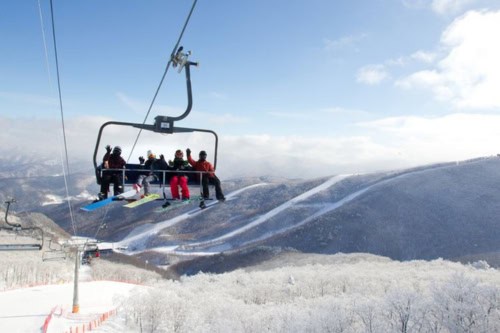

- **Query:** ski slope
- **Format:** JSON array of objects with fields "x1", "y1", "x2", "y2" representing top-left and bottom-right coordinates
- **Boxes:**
[
  {"x1": 115, "y1": 183, "x2": 268, "y2": 250},
  {"x1": 133, "y1": 160, "x2": 470, "y2": 255},
  {"x1": 178, "y1": 174, "x2": 350, "y2": 250},
  {"x1": 0, "y1": 280, "x2": 138, "y2": 333}
]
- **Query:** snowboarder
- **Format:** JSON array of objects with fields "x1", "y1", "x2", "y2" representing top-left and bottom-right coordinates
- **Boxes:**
[
  {"x1": 169, "y1": 149, "x2": 190, "y2": 200},
  {"x1": 98, "y1": 145, "x2": 126, "y2": 200},
  {"x1": 133, "y1": 150, "x2": 169, "y2": 197},
  {"x1": 186, "y1": 149, "x2": 225, "y2": 201}
]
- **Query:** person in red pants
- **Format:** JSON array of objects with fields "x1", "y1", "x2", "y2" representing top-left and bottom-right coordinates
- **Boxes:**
[{"x1": 169, "y1": 149, "x2": 190, "y2": 200}]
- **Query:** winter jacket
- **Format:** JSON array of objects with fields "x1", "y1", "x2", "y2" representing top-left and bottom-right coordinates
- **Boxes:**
[
  {"x1": 142, "y1": 157, "x2": 169, "y2": 171},
  {"x1": 140, "y1": 157, "x2": 170, "y2": 181},
  {"x1": 169, "y1": 157, "x2": 190, "y2": 177},
  {"x1": 187, "y1": 155, "x2": 215, "y2": 178},
  {"x1": 103, "y1": 152, "x2": 126, "y2": 169}
]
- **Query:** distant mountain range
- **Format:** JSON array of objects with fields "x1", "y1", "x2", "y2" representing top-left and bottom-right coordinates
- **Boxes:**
[{"x1": 1, "y1": 156, "x2": 499, "y2": 272}]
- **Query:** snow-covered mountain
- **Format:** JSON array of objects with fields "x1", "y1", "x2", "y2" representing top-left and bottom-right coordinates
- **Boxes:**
[
  {"x1": 2, "y1": 252, "x2": 499, "y2": 333},
  {"x1": 1, "y1": 156, "x2": 499, "y2": 273}
]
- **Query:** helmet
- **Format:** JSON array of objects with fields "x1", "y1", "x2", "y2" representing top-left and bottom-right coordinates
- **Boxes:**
[{"x1": 113, "y1": 146, "x2": 122, "y2": 155}]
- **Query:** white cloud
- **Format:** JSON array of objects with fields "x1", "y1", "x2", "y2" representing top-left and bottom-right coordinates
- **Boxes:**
[
  {"x1": 386, "y1": 50, "x2": 437, "y2": 67},
  {"x1": 401, "y1": 0, "x2": 428, "y2": 10},
  {"x1": 190, "y1": 111, "x2": 249, "y2": 126},
  {"x1": 323, "y1": 33, "x2": 368, "y2": 51},
  {"x1": 115, "y1": 92, "x2": 146, "y2": 114},
  {"x1": 0, "y1": 91, "x2": 57, "y2": 107},
  {"x1": 115, "y1": 92, "x2": 183, "y2": 115},
  {"x1": 356, "y1": 65, "x2": 389, "y2": 85},
  {"x1": 397, "y1": 10, "x2": 500, "y2": 110},
  {"x1": 320, "y1": 107, "x2": 370, "y2": 117},
  {"x1": 401, "y1": 0, "x2": 480, "y2": 15},
  {"x1": 207, "y1": 91, "x2": 228, "y2": 100},
  {"x1": 431, "y1": 0, "x2": 479, "y2": 15},
  {"x1": 410, "y1": 50, "x2": 437, "y2": 63},
  {"x1": 217, "y1": 134, "x2": 401, "y2": 179},
  {"x1": 358, "y1": 113, "x2": 500, "y2": 164},
  {"x1": 268, "y1": 111, "x2": 316, "y2": 121},
  {"x1": 219, "y1": 112, "x2": 500, "y2": 178},
  {"x1": 3, "y1": 112, "x2": 499, "y2": 180}
]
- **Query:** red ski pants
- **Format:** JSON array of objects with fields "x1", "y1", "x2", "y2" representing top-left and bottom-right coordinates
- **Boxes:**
[{"x1": 170, "y1": 176, "x2": 190, "y2": 199}]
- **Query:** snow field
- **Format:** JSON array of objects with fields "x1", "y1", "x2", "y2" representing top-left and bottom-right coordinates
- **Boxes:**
[{"x1": 0, "y1": 280, "x2": 139, "y2": 333}]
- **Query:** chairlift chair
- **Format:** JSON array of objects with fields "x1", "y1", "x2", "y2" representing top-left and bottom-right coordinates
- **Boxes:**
[
  {"x1": 92, "y1": 47, "x2": 219, "y2": 207},
  {"x1": 42, "y1": 238, "x2": 67, "y2": 261},
  {"x1": 0, "y1": 199, "x2": 44, "y2": 251}
]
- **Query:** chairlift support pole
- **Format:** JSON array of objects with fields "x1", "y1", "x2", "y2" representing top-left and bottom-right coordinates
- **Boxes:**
[{"x1": 72, "y1": 246, "x2": 80, "y2": 313}]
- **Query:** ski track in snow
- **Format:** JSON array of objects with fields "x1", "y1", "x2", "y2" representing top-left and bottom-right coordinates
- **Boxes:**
[
  {"x1": 116, "y1": 183, "x2": 269, "y2": 250},
  {"x1": 124, "y1": 161, "x2": 467, "y2": 255},
  {"x1": 225, "y1": 164, "x2": 458, "y2": 251},
  {"x1": 179, "y1": 175, "x2": 351, "y2": 250}
]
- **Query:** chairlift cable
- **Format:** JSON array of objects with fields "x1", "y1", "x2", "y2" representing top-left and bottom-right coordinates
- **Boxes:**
[
  {"x1": 93, "y1": 204, "x2": 111, "y2": 239},
  {"x1": 49, "y1": 0, "x2": 77, "y2": 236},
  {"x1": 37, "y1": 0, "x2": 53, "y2": 89},
  {"x1": 127, "y1": 0, "x2": 198, "y2": 162}
]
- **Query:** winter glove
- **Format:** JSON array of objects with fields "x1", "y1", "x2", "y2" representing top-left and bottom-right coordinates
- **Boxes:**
[
  {"x1": 105, "y1": 145, "x2": 112, "y2": 153},
  {"x1": 186, "y1": 148, "x2": 191, "y2": 157},
  {"x1": 139, "y1": 156, "x2": 145, "y2": 164},
  {"x1": 160, "y1": 154, "x2": 165, "y2": 160}
]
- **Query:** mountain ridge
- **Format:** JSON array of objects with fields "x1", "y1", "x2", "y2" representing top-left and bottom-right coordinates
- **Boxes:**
[{"x1": 1, "y1": 155, "x2": 499, "y2": 273}]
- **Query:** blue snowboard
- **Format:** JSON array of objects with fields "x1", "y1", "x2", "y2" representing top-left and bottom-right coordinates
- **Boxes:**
[{"x1": 81, "y1": 189, "x2": 137, "y2": 212}]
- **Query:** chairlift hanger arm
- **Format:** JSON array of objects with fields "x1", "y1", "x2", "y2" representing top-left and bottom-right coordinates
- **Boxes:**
[
  {"x1": 157, "y1": 47, "x2": 199, "y2": 129},
  {"x1": 1, "y1": 199, "x2": 44, "y2": 251},
  {"x1": 4, "y1": 199, "x2": 20, "y2": 228},
  {"x1": 93, "y1": 48, "x2": 219, "y2": 171},
  {"x1": 169, "y1": 48, "x2": 199, "y2": 123}
]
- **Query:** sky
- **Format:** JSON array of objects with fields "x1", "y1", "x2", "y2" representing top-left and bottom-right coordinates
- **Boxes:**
[{"x1": 2, "y1": 0, "x2": 500, "y2": 179}]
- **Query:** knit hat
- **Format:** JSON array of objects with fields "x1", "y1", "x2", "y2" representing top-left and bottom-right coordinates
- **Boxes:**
[{"x1": 147, "y1": 150, "x2": 154, "y2": 158}]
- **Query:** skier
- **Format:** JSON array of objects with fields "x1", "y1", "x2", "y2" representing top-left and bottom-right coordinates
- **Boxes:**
[
  {"x1": 186, "y1": 148, "x2": 225, "y2": 201},
  {"x1": 133, "y1": 150, "x2": 169, "y2": 197},
  {"x1": 169, "y1": 149, "x2": 190, "y2": 200},
  {"x1": 98, "y1": 145, "x2": 126, "y2": 200}
]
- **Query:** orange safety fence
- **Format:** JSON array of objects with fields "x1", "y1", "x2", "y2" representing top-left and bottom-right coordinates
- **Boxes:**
[
  {"x1": 41, "y1": 306, "x2": 58, "y2": 333},
  {"x1": 63, "y1": 309, "x2": 117, "y2": 333}
]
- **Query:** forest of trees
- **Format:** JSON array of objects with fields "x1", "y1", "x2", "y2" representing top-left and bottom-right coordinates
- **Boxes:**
[
  {"x1": 1, "y1": 248, "x2": 498, "y2": 333},
  {"x1": 118, "y1": 257, "x2": 500, "y2": 333}
]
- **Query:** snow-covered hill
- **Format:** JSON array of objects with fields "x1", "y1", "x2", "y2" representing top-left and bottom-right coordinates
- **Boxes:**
[
  {"x1": 114, "y1": 156, "x2": 500, "y2": 272},
  {"x1": 1, "y1": 156, "x2": 500, "y2": 332},
  {"x1": 1, "y1": 156, "x2": 499, "y2": 273}
]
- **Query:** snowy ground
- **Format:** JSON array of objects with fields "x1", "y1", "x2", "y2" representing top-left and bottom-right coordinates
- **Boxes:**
[{"x1": 0, "y1": 277, "x2": 138, "y2": 333}]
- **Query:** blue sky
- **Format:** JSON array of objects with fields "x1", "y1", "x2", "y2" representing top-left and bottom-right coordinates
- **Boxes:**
[{"x1": 2, "y1": 0, "x2": 500, "y2": 179}]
